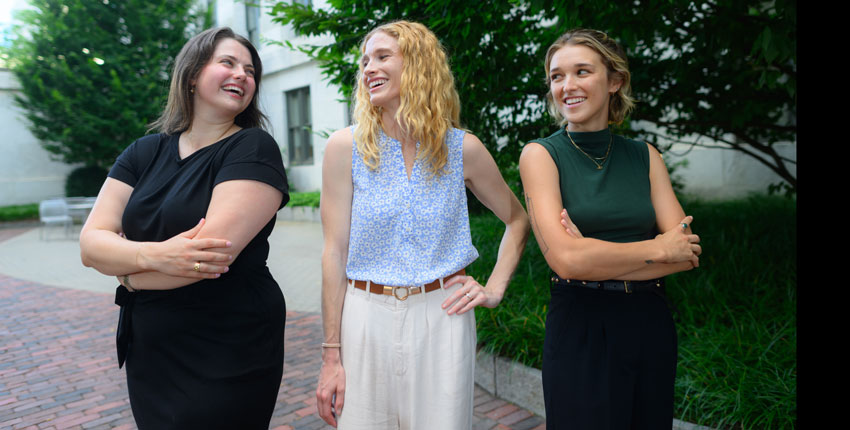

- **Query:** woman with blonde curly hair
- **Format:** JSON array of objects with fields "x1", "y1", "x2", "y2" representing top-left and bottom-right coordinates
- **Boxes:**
[
  {"x1": 519, "y1": 28, "x2": 701, "y2": 428},
  {"x1": 316, "y1": 20, "x2": 529, "y2": 429}
]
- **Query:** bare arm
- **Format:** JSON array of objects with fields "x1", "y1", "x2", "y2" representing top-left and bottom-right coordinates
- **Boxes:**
[
  {"x1": 442, "y1": 133, "x2": 530, "y2": 315},
  {"x1": 609, "y1": 144, "x2": 700, "y2": 280},
  {"x1": 80, "y1": 178, "x2": 232, "y2": 279},
  {"x1": 560, "y1": 211, "x2": 696, "y2": 280},
  {"x1": 124, "y1": 179, "x2": 283, "y2": 290},
  {"x1": 316, "y1": 128, "x2": 353, "y2": 428},
  {"x1": 518, "y1": 142, "x2": 699, "y2": 281}
]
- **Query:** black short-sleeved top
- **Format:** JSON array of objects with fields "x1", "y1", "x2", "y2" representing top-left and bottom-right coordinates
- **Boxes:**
[
  {"x1": 107, "y1": 128, "x2": 289, "y2": 429},
  {"x1": 109, "y1": 127, "x2": 289, "y2": 272}
]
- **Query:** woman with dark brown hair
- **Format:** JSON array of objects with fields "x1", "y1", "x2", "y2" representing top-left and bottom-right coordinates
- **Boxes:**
[
  {"x1": 519, "y1": 28, "x2": 702, "y2": 428},
  {"x1": 80, "y1": 27, "x2": 289, "y2": 429}
]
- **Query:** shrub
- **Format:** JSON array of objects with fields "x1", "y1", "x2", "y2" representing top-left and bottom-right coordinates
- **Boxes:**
[
  {"x1": 0, "y1": 204, "x2": 39, "y2": 222},
  {"x1": 65, "y1": 166, "x2": 108, "y2": 197},
  {"x1": 470, "y1": 195, "x2": 796, "y2": 429},
  {"x1": 288, "y1": 191, "x2": 320, "y2": 208}
]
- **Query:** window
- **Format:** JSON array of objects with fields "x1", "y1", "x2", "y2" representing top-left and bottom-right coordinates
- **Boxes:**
[
  {"x1": 246, "y1": 2, "x2": 260, "y2": 48},
  {"x1": 286, "y1": 87, "x2": 313, "y2": 165}
]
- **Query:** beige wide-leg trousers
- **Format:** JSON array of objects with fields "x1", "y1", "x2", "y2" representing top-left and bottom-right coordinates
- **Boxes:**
[{"x1": 337, "y1": 279, "x2": 476, "y2": 430}]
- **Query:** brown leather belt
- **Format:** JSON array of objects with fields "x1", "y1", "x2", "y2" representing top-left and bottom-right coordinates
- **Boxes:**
[{"x1": 349, "y1": 268, "x2": 466, "y2": 301}]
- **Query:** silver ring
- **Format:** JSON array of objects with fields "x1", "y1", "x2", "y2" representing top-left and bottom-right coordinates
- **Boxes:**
[{"x1": 464, "y1": 292, "x2": 473, "y2": 300}]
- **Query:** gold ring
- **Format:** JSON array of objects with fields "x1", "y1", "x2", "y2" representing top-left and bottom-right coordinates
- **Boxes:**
[{"x1": 193, "y1": 262, "x2": 201, "y2": 272}]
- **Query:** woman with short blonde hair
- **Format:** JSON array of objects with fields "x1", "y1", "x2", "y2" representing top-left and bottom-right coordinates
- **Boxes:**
[{"x1": 520, "y1": 28, "x2": 700, "y2": 428}]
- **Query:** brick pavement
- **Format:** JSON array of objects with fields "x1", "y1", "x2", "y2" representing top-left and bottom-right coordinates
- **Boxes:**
[{"x1": 1, "y1": 272, "x2": 545, "y2": 430}]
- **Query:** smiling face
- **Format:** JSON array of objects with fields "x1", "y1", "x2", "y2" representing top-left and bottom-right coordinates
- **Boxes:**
[
  {"x1": 192, "y1": 38, "x2": 257, "y2": 121},
  {"x1": 361, "y1": 31, "x2": 403, "y2": 113},
  {"x1": 548, "y1": 44, "x2": 622, "y2": 132}
]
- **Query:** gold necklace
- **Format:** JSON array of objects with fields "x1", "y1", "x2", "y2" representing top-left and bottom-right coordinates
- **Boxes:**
[{"x1": 566, "y1": 129, "x2": 613, "y2": 170}]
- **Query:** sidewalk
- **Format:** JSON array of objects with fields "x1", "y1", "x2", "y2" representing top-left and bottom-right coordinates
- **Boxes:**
[{"x1": 1, "y1": 221, "x2": 546, "y2": 429}]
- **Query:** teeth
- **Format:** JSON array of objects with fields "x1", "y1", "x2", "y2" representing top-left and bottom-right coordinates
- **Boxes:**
[
  {"x1": 223, "y1": 85, "x2": 243, "y2": 96},
  {"x1": 565, "y1": 97, "x2": 586, "y2": 105},
  {"x1": 370, "y1": 79, "x2": 387, "y2": 89}
]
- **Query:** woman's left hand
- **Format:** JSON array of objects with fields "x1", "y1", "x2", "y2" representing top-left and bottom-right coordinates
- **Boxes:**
[
  {"x1": 560, "y1": 208, "x2": 584, "y2": 238},
  {"x1": 441, "y1": 275, "x2": 503, "y2": 315}
]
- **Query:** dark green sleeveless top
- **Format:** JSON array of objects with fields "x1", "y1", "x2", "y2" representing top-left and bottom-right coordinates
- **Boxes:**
[{"x1": 532, "y1": 127, "x2": 657, "y2": 243}]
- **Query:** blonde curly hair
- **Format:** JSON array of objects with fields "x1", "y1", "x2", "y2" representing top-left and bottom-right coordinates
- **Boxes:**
[{"x1": 352, "y1": 20, "x2": 461, "y2": 175}]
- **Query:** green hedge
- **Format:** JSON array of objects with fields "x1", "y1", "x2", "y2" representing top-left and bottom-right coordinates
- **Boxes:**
[
  {"x1": 0, "y1": 203, "x2": 39, "y2": 222},
  {"x1": 469, "y1": 195, "x2": 796, "y2": 429},
  {"x1": 288, "y1": 191, "x2": 320, "y2": 208}
]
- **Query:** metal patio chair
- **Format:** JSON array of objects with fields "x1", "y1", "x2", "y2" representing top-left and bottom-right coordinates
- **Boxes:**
[{"x1": 38, "y1": 198, "x2": 73, "y2": 240}]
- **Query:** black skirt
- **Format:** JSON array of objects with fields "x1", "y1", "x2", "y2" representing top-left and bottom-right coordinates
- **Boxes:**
[{"x1": 118, "y1": 271, "x2": 286, "y2": 430}]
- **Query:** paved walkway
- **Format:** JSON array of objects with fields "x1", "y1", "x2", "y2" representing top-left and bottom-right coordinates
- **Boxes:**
[{"x1": 1, "y1": 221, "x2": 545, "y2": 429}]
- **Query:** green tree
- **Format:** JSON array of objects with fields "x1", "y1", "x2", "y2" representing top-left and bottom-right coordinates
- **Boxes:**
[
  {"x1": 268, "y1": 0, "x2": 796, "y2": 192},
  {"x1": 3, "y1": 0, "x2": 204, "y2": 170}
]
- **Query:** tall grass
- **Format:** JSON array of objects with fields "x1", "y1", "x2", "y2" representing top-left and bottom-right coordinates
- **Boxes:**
[{"x1": 469, "y1": 195, "x2": 796, "y2": 429}]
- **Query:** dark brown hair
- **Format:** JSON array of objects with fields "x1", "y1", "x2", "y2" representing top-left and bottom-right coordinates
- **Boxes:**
[{"x1": 148, "y1": 27, "x2": 269, "y2": 134}]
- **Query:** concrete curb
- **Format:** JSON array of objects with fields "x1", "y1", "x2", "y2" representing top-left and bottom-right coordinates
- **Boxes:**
[{"x1": 474, "y1": 349, "x2": 716, "y2": 430}]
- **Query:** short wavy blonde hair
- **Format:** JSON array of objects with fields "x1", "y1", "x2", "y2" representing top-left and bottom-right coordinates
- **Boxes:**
[
  {"x1": 544, "y1": 28, "x2": 635, "y2": 126},
  {"x1": 352, "y1": 20, "x2": 461, "y2": 175}
]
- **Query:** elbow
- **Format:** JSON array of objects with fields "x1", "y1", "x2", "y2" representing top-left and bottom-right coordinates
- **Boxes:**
[
  {"x1": 80, "y1": 252, "x2": 93, "y2": 268},
  {"x1": 549, "y1": 252, "x2": 594, "y2": 281},
  {"x1": 79, "y1": 235, "x2": 94, "y2": 268}
]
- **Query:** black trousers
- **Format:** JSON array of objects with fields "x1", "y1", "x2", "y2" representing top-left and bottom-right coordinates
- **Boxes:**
[{"x1": 542, "y1": 284, "x2": 677, "y2": 430}]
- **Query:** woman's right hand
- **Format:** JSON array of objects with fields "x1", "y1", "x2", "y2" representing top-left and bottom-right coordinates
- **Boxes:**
[
  {"x1": 136, "y1": 218, "x2": 233, "y2": 278},
  {"x1": 316, "y1": 351, "x2": 346, "y2": 427},
  {"x1": 655, "y1": 215, "x2": 701, "y2": 266}
]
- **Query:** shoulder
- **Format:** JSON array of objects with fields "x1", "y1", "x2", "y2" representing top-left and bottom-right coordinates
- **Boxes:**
[
  {"x1": 461, "y1": 131, "x2": 483, "y2": 152},
  {"x1": 135, "y1": 132, "x2": 168, "y2": 146},
  {"x1": 231, "y1": 127, "x2": 277, "y2": 148},
  {"x1": 612, "y1": 133, "x2": 654, "y2": 169},
  {"x1": 612, "y1": 133, "x2": 649, "y2": 152},
  {"x1": 522, "y1": 128, "x2": 563, "y2": 163},
  {"x1": 530, "y1": 127, "x2": 564, "y2": 146},
  {"x1": 327, "y1": 127, "x2": 354, "y2": 152},
  {"x1": 520, "y1": 140, "x2": 555, "y2": 168},
  {"x1": 220, "y1": 128, "x2": 283, "y2": 165},
  {"x1": 460, "y1": 131, "x2": 493, "y2": 167},
  {"x1": 233, "y1": 127, "x2": 276, "y2": 147},
  {"x1": 118, "y1": 132, "x2": 168, "y2": 162},
  {"x1": 324, "y1": 127, "x2": 354, "y2": 168},
  {"x1": 128, "y1": 132, "x2": 168, "y2": 152}
]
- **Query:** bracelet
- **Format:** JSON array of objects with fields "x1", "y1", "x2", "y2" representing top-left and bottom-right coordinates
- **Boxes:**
[
  {"x1": 122, "y1": 274, "x2": 136, "y2": 292},
  {"x1": 321, "y1": 343, "x2": 341, "y2": 348}
]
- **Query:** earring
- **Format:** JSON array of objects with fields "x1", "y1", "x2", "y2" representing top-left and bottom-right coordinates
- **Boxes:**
[{"x1": 190, "y1": 86, "x2": 195, "y2": 94}]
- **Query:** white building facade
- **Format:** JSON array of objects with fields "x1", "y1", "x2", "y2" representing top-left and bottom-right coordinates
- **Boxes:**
[
  {"x1": 213, "y1": 0, "x2": 348, "y2": 193},
  {"x1": 0, "y1": 68, "x2": 78, "y2": 206}
]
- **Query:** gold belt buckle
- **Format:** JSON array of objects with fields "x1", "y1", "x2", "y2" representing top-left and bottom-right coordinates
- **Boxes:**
[
  {"x1": 624, "y1": 281, "x2": 632, "y2": 294},
  {"x1": 385, "y1": 285, "x2": 410, "y2": 301}
]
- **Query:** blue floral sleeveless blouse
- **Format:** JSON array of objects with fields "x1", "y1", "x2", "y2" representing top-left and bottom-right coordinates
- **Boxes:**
[{"x1": 345, "y1": 126, "x2": 479, "y2": 286}]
